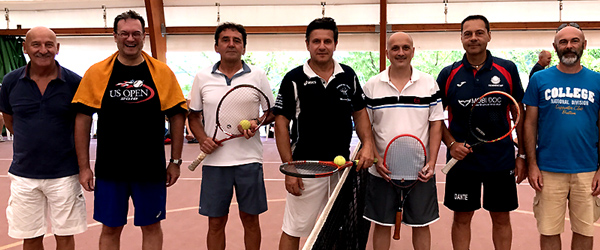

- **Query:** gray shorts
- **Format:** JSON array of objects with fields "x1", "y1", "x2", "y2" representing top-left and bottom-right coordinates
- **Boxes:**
[
  {"x1": 363, "y1": 173, "x2": 439, "y2": 227},
  {"x1": 199, "y1": 163, "x2": 268, "y2": 217}
]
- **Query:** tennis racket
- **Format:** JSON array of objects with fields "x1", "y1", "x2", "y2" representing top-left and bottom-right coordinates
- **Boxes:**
[
  {"x1": 188, "y1": 84, "x2": 271, "y2": 171},
  {"x1": 441, "y1": 90, "x2": 520, "y2": 174},
  {"x1": 279, "y1": 160, "x2": 356, "y2": 178},
  {"x1": 383, "y1": 134, "x2": 427, "y2": 240}
]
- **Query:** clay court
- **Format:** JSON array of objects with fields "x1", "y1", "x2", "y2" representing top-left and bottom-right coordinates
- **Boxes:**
[{"x1": 0, "y1": 136, "x2": 599, "y2": 250}]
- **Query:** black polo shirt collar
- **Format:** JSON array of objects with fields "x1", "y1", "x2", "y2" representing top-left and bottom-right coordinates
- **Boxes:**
[{"x1": 303, "y1": 59, "x2": 345, "y2": 88}]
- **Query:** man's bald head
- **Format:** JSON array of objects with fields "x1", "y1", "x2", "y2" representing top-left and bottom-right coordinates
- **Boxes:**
[
  {"x1": 387, "y1": 32, "x2": 413, "y2": 50},
  {"x1": 538, "y1": 50, "x2": 552, "y2": 67},
  {"x1": 386, "y1": 32, "x2": 415, "y2": 69},
  {"x1": 23, "y1": 26, "x2": 60, "y2": 68},
  {"x1": 25, "y1": 26, "x2": 57, "y2": 44},
  {"x1": 553, "y1": 25, "x2": 586, "y2": 67}
]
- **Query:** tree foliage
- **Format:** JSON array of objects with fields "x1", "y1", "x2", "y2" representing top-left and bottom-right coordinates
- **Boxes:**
[{"x1": 168, "y1": 48, "x2": 600, "y2": 96}]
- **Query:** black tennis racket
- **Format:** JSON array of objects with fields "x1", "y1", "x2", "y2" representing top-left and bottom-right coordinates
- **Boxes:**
[
  {"x1": 441, "y1": 90, "x2": 520, "y2": 174},
  {"x1": 383, "y1": 134, "x2": 427, "y2": 240},
  {"x1": 279, "y1": 160, "x2": 356, "y2": 178},
  {"x1": 188, "y1": 84, "x2": 271, "y2": 171}
]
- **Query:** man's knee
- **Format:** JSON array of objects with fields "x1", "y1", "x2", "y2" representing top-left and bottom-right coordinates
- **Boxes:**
[
  {"x1": 101, "y1": 225, "x2": 125, "y2": 237},
  {"x1": 453, "y1": 211, "x2": 475, "y2": 225},
  {"x1": 490, "y1": 212, "x2": 511, "y2": 227},
  {"x1": 141, "y1": 222, "x2": 162, "y2": 235},
  {"x1": 239, "y1": 212, "x2": 260, "y2": 228},
  {"x1": 208, "y1": 216, "x2": 228, "y2": 231}
]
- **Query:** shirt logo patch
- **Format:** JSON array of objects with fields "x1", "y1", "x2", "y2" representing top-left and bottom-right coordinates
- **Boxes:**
[
  {"x1": 457, "y1": 81, "x2": 467, "y2": 87},
  {"x1": 488, "y1": 76, "x2": 503, "y2": 87},
  {"x1": 304, "y1": 80, "x2": 317, "y2": 86},
  {"x1": 111, "y1": 79, "x2": 155, "y2": 103},
  {"x1": 337, "y1": 84, "x2": 351, "y2": 101},
  {"x1": 458, "y1": 99, "x2": 473, "y2": 107}
]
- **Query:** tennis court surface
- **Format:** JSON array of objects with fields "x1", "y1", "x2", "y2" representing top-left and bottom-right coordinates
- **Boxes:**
[{"x1": 0, "y1": 136, "x2": 598, "y2": 249}]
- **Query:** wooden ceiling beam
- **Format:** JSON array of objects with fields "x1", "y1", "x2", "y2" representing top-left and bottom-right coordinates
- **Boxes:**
[
  {"x1": 1, "y1": 21, "x2": 599, "y2": 37},
  {"x1": 144, "y1": 0, "x2": 167, "y2": 62}
]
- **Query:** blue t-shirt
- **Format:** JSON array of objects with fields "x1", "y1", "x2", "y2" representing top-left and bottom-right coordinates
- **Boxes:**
[
  {"x1": 523, "y1": 66, "x2": 600, "y2": 173},
  {"x1": 0, "y1": 63, "x2": 81, "y2": 179}
]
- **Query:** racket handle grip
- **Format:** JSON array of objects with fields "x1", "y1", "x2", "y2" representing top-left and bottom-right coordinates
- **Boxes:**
[
  {"x1": 393, "y1": 212, "x2": 402, "y2": 240},
  {"x1": 188, "y1": 152, "x2": 207, "y2": 171},
  {"x1": 441, "y1": 157, "x2": 458, "y2": 174}
]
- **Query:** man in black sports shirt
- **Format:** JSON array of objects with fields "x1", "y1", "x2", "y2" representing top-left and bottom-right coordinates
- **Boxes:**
[
  {"x1": 274, "y1": 17, "x2": 375, "y2": 250},
  {"x1": 72, "y1": 10, "x2": 187, "y2": 250}
]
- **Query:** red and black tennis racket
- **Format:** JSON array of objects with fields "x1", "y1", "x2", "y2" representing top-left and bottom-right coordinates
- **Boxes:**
[
  {"x1": 441, "y1": 90, "x2": 520, "y2": 174},
  {"x1": 279, "y1": 160, "x2": 356, "y2": 178},
  {"x1": 383, "y1": 134, "x2": 427, "y2": 240},
  {"x1": 188, "y1": 84, "x2": 271, "y2": 171}
]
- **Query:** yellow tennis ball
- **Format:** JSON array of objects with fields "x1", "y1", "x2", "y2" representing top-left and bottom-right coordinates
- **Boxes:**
[
  {"x1": 334, "y1": 155, "x2": 346, "y2": 166},
  {"x1": 240, "y1": 120, "x2": 251, "y2": 130}
]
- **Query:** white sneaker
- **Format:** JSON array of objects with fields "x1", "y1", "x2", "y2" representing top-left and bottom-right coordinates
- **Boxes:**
[{"x1": 0, "y1": 136, "x2": 5, "y2": 142}]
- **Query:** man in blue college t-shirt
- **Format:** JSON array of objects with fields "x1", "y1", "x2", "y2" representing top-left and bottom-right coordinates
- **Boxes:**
[{"x1": 523, "y1": 23, "x2": 600, "y2": 250}]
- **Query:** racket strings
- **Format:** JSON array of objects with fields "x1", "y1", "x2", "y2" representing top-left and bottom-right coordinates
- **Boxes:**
[
  {"x1": 469, "y1": 93, "x2": 513, "y2": 142},
  {"x1": 281, "y1": 162, "x2": 339, "y2": 176},
  {"x1": 385, "y1": 138, "x2": 426, "y2": 181},
  {"x1": 217, "y1": 87, "x2": 266, "y2": 136}
]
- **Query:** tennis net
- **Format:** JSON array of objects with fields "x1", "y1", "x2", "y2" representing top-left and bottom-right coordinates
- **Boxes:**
[{"x1": 302, "y1": 143, "x2": 371, "y2": 250}]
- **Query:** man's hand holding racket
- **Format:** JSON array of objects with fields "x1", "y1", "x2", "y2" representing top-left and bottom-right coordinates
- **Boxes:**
[
  {"x1": 448, "y1": 141, "x2": 472, "y2": 161},
  {"x1": 354, "y1": 142, "x2": 375, "y2": 171},
  {"x1": 418, "y1": 163, "x2": 434, "y2": 182}
]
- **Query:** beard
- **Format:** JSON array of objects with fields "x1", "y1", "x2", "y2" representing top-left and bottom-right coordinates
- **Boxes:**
[{"x1": 558, "y1": 48, "x2": 582, "y2": 66}]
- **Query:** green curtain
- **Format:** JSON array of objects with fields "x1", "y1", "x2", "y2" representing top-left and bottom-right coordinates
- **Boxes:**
[{"x1": 0, "y1": 36, "x2": 27, "y2": 83}]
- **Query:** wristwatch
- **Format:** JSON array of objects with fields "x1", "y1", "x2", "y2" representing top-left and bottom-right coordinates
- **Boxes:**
[
  {"x1": 517, "y1": 154, "x2": 526, "y2": 160},
  {"x1": 170, "y1": 158, "x2": 183, "y2": 166}
]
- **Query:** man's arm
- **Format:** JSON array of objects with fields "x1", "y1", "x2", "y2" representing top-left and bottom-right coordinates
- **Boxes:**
[
  {"x1": 188, "y1": 111, "x2": 218, "y2": 155},
  {"x1": 420, "y1": 120, "x2": 442, "y2": 181},
  {"x1": 274, "y1": 114, "x2": 304, "y2": 196},
  {"x1": 441, "y1": 121, "x2": 471, "y2": 160},
  {"x1": 166, "y1": 112, "x2": 185, "y2": 187},
  {"x1": 2, "y1": 113, "x2": 13, "y2": 134},
  {"x1": 74, "y1": 113, "x2": 94, "y2": 191},
  {"x1": 524, "y1": 105, "x2": 542, "y2": 191},
  {"x1": 513, "y1": 102, "x2": 527, "y2": 183},
  {"x1": 593, "y1": 108, "x2": 600, "y2": 196},
  {"x1": 352, "y1": 108, "x2": 375, "y2": 170}
]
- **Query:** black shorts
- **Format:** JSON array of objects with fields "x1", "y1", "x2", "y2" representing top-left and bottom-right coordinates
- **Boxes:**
[
  {"x1": 444, "y1": 168, "x2": 518, "y2": 212},
  {"x1": 364, "y1": 173, "x2": 439, "y2": 226}
]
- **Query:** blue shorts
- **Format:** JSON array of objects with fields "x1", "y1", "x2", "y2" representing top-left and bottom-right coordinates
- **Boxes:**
[
  {"x1": 93, "y1": 178, "x2": 166, "y2": 227},
  {"x1": 200, "y1": 163, "x2": 267, "y2": 217}
]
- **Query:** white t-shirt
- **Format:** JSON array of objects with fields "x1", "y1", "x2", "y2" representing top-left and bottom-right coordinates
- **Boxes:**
[
  {"x1": 363, "y1": 66, "x2": 444, "y2": 177},
  {"x1": 188, "y1": 62, "x2": 275, "y2": 166}
]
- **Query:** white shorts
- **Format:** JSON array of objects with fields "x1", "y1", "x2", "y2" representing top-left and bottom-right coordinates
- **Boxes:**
[
  {"x1": 282, "y1": 173, "x2": 340, "y2": 237},
  {"x1": 7, "y1": 173, "x2": 87, "y2": 239}
]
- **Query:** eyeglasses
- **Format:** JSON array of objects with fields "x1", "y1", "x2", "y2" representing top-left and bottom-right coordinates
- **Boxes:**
[
  {"x1": 557, "y1": 22, "x2": 581, "y2": 32},
  {"x1": 117, "y1": 31, "x2": 143, "y2": 39}
]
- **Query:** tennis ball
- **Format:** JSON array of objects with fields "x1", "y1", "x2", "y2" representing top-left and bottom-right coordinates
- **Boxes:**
[
  {"x1": 240, "y1": 120, "x2": 251, "y2": 130},
  {"x1": 334, "y1": 155, "x2": 346, "y2": 166}
]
